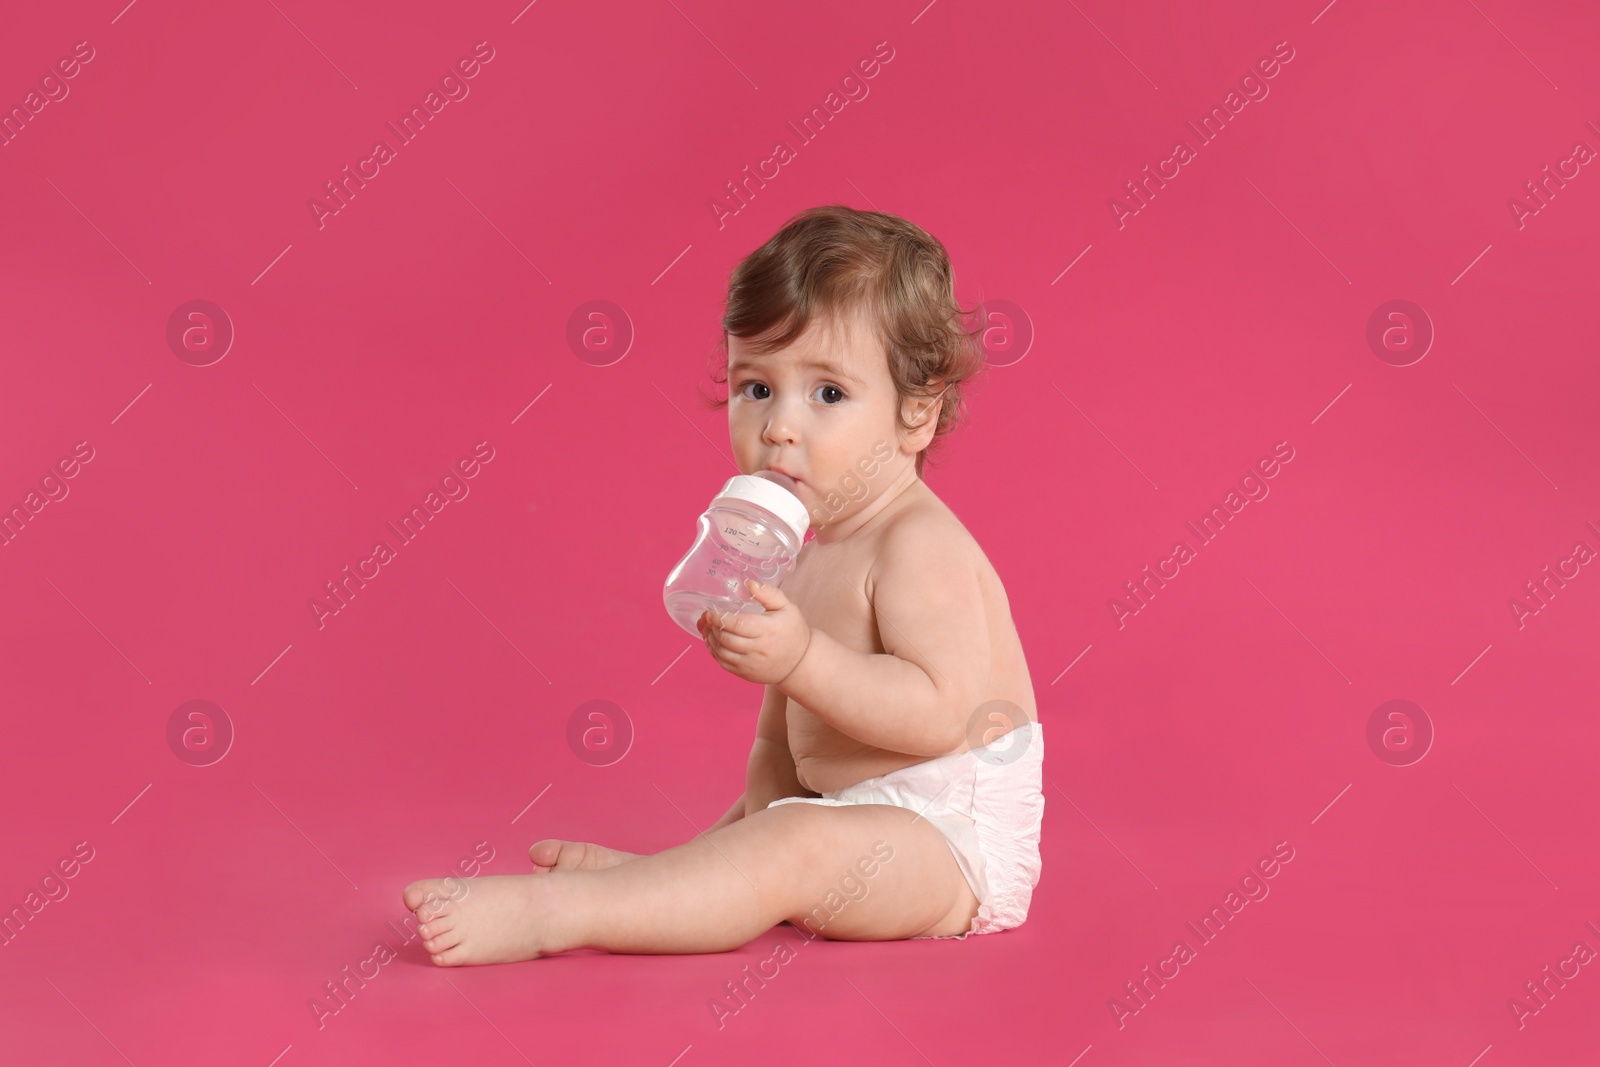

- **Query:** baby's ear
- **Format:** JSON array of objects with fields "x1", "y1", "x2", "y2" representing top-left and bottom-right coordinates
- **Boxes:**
[{"x1": 903, "y1": 386, "x2": 945, "y2": 434}]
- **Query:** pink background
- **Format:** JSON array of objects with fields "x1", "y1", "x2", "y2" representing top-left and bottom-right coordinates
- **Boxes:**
[{"x1": 3, "y1": 0, "x2": 1598, "y2": 1064}]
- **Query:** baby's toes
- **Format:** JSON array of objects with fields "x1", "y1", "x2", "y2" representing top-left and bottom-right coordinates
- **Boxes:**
[
  {"x1": 529, "y1": 839, "x2": 634, "y2": 872},
  {"x1": 417, "y1": 915, "x2": 455, "y2": 942},
  {"x1": 528, "y1": 839, "x2": 563, "y2": 869},
  {"x1": 404, "y1": 878, "x2": 459, "y2": 921},
  {"x1": 402, "y1": 880, "x2": 434, "y2": 911},
  {"x1": 423, "y1": 924, "x2": 465, "y2": 955},
  {"x1": 430, "y1": 943, "x2": 471, "y2": 966}
]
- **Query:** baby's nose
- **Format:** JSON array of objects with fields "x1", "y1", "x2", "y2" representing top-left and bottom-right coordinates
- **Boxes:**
[{"x1": 762, "y1": 414, "x2": 799, "y2": 445}]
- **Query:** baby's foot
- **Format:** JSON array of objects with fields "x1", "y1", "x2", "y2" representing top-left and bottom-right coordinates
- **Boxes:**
[
  {"x1": 528, "y1": 839, "x2": 638, "y2": 873},
  {"x1": 402, "y1": 874, "x2": 560, "y2": 966}
]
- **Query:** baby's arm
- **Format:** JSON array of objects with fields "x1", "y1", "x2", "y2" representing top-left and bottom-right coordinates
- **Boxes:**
[
  {"x1": 707, "y1": 792, "x2": 745, "y2": 832},
  {"x1": 778, "y1": 528, "x2": 989, "y2": 757},
  {"x1": 745, "y1": 683, "x2": 817, "y2": 813},
  {"x1": 706, "y1": 683, "x2": 800, "y2": 831}
]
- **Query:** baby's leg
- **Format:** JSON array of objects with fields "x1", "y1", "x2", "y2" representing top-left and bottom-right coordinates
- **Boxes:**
[
  {"x1": 403, "y1": 802, "x2": 978, "y2": 965},
  {"x1": 527, "y1": 787, "x2": 744, "y2": 873},
  {"x1": 527, "y1": 839, "x2": 639, "y2": 873}
]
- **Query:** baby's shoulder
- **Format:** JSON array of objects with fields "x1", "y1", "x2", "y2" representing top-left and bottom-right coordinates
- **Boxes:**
[{"x1": 869, "y1": 493, "x2": 984, "y2": 580}]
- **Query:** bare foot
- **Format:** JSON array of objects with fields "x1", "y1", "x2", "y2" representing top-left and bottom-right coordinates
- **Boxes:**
[
  {"x1": 527, "y1": 839, "x2": 639, "y2": 874},
  {"x1": 403, "y1": 874, "x2": 564, "y2": 966}
]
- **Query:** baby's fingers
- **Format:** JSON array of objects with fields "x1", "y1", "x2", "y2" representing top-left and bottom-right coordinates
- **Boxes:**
[
  {"x1": 708, "y1": 626, "x2": 756, "y2": 654},
  {"x1": 716, "y1": 608, "x2": 769, "y2": 638}
]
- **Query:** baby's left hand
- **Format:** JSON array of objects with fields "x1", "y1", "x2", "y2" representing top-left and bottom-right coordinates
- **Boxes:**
[{"x1": 698, "y1": 579, "x2": 812, "y2": 686}]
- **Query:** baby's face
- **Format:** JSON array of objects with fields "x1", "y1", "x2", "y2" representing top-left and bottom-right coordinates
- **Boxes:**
[{"x1": 727, "y1": 309, "x2": 915, "y2": 532}]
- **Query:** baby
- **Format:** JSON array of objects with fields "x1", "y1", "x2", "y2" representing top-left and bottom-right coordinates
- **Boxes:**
[{"x1": 403, "y1": 205, "x2": 1045, "y2": 963}]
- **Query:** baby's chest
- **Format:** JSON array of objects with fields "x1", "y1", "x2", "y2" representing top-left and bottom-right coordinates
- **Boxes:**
[{"x1": 782, "y1": 544, "x2": 884, "y2": 655}]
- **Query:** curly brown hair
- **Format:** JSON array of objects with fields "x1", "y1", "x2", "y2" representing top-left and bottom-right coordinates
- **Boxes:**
[{"x1": 700, "y1": 205, "x2": 987, "y2": 478}]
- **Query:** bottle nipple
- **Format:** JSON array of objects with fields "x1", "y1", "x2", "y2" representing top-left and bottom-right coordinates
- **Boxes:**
[{"x1": 753, "y1": 470, "x2": 799, "y2": 495}]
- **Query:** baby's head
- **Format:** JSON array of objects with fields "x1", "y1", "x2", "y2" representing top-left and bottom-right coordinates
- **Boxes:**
[{"x1": 704, "y1": 205, "x2": 985, "y2": 527}]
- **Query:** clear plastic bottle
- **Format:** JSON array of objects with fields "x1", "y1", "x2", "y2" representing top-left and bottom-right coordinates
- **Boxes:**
[{"x1": 663, "y1": 470, "x2": 810, "y2": 637}]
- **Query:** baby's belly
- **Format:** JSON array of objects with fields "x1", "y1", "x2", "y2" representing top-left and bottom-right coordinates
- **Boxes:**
[
  {"x1": 793, "y1": 748, "x2": 929, "y2": 794},
  {"x1": 789, "y1": 713, "x2": 935, "y2": 793}
]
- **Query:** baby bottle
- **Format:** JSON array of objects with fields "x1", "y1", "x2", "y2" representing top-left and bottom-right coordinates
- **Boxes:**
[{"x1": 663, "y1": 470, "x2": 810, "y2": 637}]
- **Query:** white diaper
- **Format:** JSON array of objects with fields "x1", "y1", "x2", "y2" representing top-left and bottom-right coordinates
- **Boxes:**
[{"x1": 767, "y1": 721, "x2": 1044, "y2": 938}]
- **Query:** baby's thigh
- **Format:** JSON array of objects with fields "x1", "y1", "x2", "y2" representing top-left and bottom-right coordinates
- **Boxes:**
[{"x1": 780, "y1": 802, "x2": 978, "y2": 941}]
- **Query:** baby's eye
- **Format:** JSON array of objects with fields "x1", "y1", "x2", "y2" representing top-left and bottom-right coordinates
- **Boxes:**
[
  {"x1": 814, "y1": 384, "x2": 846, "y2": 405},
  {"x1": 736, "y1": 381, "x2": 770, "y2": 401}
]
